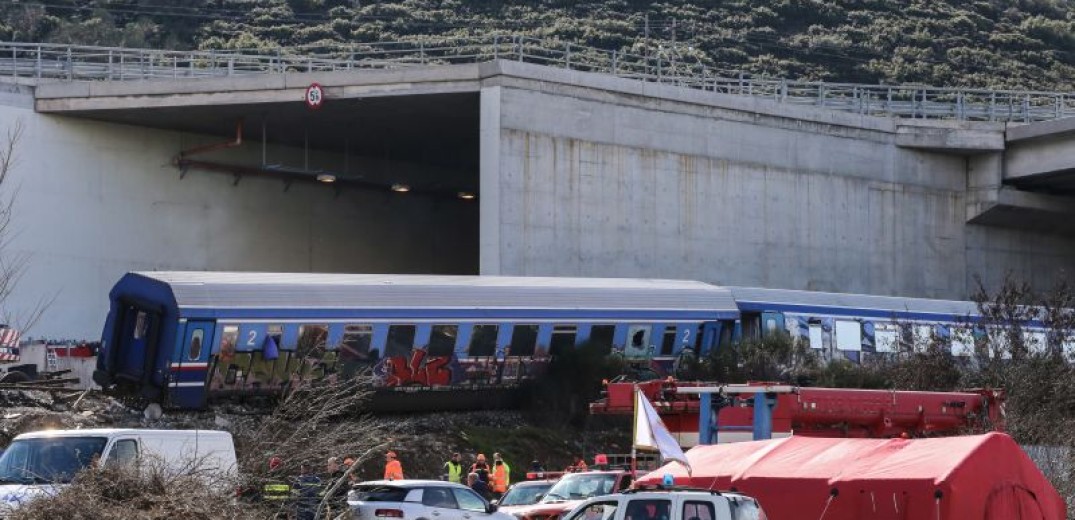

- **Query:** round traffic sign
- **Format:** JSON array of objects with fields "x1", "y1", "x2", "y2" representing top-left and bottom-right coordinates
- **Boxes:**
[{"x1": 305, "y1": 83, "x2": 324, "y2": 110}]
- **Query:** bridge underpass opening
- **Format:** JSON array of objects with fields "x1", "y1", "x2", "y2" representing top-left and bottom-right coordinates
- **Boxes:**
[{"x1": 63, "y1": 91, "x2": 481, "y2": 275}]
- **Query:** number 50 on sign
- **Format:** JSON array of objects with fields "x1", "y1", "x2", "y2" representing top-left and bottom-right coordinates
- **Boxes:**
[{"x1": 305, "y1": 83, "x2": 324, "y2": 110}]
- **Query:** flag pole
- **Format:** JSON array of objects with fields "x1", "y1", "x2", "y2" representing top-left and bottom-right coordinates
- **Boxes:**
[{"x1": 631, "y1": 384, "x2": 638, "y2": 478}]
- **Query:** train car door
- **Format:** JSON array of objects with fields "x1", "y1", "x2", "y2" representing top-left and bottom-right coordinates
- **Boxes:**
[
  {"x1": 111, "y1": 303, "x2": 161, "y2": 385},
  {"x1": 699, "y1": 322, "x2": 720, "y2": 356},
  {"x1": 167, "y1": 320, "x2": 215, "y2": 408}
]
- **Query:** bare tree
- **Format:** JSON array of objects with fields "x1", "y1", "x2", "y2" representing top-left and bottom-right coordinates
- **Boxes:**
[
  {"x1": 962, "y1": 274, "x2": 1075, "y2": 516},
  {"x1": 0, "y1": 119, "x2": 51, "y2": 334},
  {"x1": 232, "y1": 374, "x2": 388, "y2": 519}
]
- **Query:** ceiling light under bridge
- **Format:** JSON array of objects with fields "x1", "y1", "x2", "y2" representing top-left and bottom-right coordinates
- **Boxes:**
[
  {"x1": 391, "y1": 183, "x2": 411, "y2": 193},
  {"x1": 316, "y1": 173, "x2": 337, "y2": 183}
]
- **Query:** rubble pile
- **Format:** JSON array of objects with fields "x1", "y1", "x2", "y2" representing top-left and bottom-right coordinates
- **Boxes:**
[
  {"x1": 0, "y1": 389, "x2": 247, "y2": 447},
  {"x1": 0, "y1": 390, "x2": 126, "y2": 445}
]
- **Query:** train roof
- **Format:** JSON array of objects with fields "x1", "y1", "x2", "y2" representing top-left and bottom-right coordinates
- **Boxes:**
[
  {"x1": 117, "y1": 272, "x2": 740, "y2": 317},
  {"x1": 728, "y1": 286, "x2": 980, "y2": 320}
]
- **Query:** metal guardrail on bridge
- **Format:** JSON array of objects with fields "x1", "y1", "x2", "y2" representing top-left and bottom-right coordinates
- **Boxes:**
[{"x1": 3, "y1": 36, "x2": 1074, "y2": 123}]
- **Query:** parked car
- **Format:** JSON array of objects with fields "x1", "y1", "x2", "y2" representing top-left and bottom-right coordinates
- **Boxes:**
[
  {"x1": 561, "y1": 488, "x2": 767, "y2": 520},
  {"x1": 0, "y1": 428, "x2": 236, "y2": 514},
  {"x1": 501, "y1": 470, "x2": 634, "y2": 520},
  {"x1": 347, "y1": 480, "x2": 514, "y2": 519},
  {"x1": 496, "y1": 479, "x2": 557, "y2": 507}
]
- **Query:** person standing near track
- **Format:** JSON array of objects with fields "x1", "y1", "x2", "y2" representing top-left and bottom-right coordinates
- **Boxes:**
[
  {"x1": 384, "y1": 451, "x2": 404, "y2": 481},
  {"x1": 443, "y1": 452, "x2": 464, "y2": 483},
  {"x1": 491, "y1": 452, "x2": 510, "y2": 500}
]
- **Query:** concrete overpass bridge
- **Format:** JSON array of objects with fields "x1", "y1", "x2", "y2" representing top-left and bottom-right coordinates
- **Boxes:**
[{"x1": 1, "y1": 39, "x2": 1074, "y2": 338}]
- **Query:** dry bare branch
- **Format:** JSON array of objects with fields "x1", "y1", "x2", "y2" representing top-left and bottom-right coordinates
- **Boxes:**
[
  {"x1": 9, "y1": 457, "x2": 257, "y2": 520},
  {"x1": 0, "y1": 118, "x2": 53, "y2": 333},
  {"x1": 231, "y1": 373, "x2": 388, "y2": 519}
]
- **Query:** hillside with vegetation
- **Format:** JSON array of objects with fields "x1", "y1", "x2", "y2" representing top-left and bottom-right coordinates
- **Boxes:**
[{"x1": 2, "y1": 1, "x2": 1075, "y2": 89}]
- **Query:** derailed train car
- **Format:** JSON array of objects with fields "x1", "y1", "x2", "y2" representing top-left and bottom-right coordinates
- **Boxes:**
[
  {"x1": 93, "y1": 272, "x2": 1075, "y2": 411},
  {"x1": 730, "y1": 286, "x2": 1074, "y2": 363},
  {"x1": 92, "y1": 272, "x2": 739, "y2": 409}
]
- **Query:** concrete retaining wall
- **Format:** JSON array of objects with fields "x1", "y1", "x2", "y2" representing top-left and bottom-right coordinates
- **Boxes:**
[{"x1": 482, "y1": 83, "x2": 1075, "y2": 299}]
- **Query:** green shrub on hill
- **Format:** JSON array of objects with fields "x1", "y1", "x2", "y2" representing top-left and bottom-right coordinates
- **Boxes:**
[{"x1": 3, "y1": 0, "x2": 1075, "y2": 89}]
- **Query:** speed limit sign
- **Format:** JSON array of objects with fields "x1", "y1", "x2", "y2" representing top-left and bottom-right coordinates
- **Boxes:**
[{"x1": 305, "y1": 83, "x2": 324, "y2": 110}]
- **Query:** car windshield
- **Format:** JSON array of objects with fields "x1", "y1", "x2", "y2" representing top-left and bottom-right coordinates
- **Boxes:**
[
  {"x1": 499, "y1": 482, "x2": 553, "y2": 506},
  {"x1": 541, "y1": 474, "x2": 617, "y2": 502},
  {"x1": 0, "y1": 437, "x2": 107, "y2": 484}
]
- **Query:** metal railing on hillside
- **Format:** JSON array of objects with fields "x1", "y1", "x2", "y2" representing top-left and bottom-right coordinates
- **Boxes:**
[{"x1": 3, "y1": 36, "x2": 1073, "y2": 122}]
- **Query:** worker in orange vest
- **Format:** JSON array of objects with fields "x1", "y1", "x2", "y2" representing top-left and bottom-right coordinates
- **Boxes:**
[
  {"x1": 567, "y1": 455, "x2": 588, "y2": 473},
  {"x1": 491, "y1": 452, "x2": 511, "y2": 499},
  {"x1": 384, "y1": 451, "x2": 404, "y2": 481}
]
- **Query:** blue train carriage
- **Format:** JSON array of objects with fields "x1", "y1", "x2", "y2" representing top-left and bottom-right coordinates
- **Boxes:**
[
  {"x1": 94, "y1": 272, "x2": 740, "y2": 410},
  {"x1": 727, "y1": 287, "x2": 1072, "y2": 363}
]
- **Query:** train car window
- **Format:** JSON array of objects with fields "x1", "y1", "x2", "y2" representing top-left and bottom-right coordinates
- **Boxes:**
[
  {"x1": 386, "y1": 325, "x2": 417, "y2": 358},
  {"x1": 990, "y1": 327, "x2": 1014, "y2": 359},
  {"x1": 341, "y1": 325, "x2": 373, "y2": 360},
  {"x1": 625, "y1": 325, "x2": 651, "y2": 358},
  {"x1": 220, "y1": 326, "x2": 239, "y2": 355},
  {"x1": 874, "y1": 324, "x2": 898, "y2": 353},
  {"x1": 741, "y1": 313, "x2": 761, "y2": 340},
  {"x1": 549, "y1": 325, "x2": 577, "y2": 356},
  {"x1": 660, "y1": 327, "x2": 676, "y2": 356},
  {"x1": 808, "y1": 324, "x2": 824, "y2": 350},
  {"x1": 509, "y1": 324, "x2": 538, "y2": 357},
  {"x1": 468, "y1": 325, "x2": 499, "y2": 357},
  {"x1": 834, "y1": 321, "x2": 862, "y2": 352},
  {"x1": 267, "y1": 325, "x2": 283, "y2": 350},
  {"x1": 247, "y1": 351, "x2": 275, "y2": 389},
  {"x1": 1027, "y1": 331, "x2": 1048, "y2": 355},
  {"x1": 232, "y1": 353, "x2": 253, "y2": 386},
  {"x1": 297, "y1": 324, "x2": 329, "y2": 357},
  {"x1": 133, "y1": 312, "x2": 148, "y2": 340},
  {"x1": 913, "y1": 325, "x2": 933, "y2": 353},
  {"x1": 428, "y1": 325, "x2": 459, "y2": 357},
  {"x1": 271, "y1": 350, "x2": 294, "y2": 384},
  {"x1": 950, "y1": 328, "x2": 974, "y2": 357},
  {"x1": 718, "y1": 321, "x2": 735, "y2": 350},
  {"x1": 589, "y1": 325, "x2": 615, "y2": 354},
  {"x1": 188, "y1": 329, "x2": 203, "y2": 361},
  {"x1": 1063, "y1": 336, "x2": 1075, "y2": 362}
]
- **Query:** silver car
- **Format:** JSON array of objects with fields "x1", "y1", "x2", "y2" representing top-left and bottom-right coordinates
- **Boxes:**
[{"x1": 347, "y1": 479, "x2": 515, "y2": 520}]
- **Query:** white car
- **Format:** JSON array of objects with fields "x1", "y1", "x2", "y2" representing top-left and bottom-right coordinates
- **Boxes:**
[
  {"x1": 347, "y1": 479, "x2": 515, "y2": 519},
  {"x1": 560, "y1": 488, "x2": 767, "y2": 520},
  {"x1": 0, "y1": 428, "x2": 237, "y2": 515}
]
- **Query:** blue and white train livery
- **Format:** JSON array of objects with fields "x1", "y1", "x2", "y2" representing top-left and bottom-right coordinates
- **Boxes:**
[
  {"x1": 93, "y1": 272, "x2": 1074, "y2": 410},
  {"x1": 731, "y1": 286, "x2": 1073, "y2": 363},
  {"x1": 93, "y1": 272, "x2": 739, "y2": 409}
]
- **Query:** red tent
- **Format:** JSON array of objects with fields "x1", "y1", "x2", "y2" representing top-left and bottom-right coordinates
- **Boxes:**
[{"x1": 635, "y1": 433, "x2": 1065, "y2": 520}]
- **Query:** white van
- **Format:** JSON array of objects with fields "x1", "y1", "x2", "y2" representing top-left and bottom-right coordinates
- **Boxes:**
[{"x1": 0, "y1": 429, "x2": 237, "y2": 512}]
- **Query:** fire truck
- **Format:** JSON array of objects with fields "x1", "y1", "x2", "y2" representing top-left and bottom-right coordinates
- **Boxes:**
[{"x1": 590, "y1": 379, "x2": 1005, "y2": 447}]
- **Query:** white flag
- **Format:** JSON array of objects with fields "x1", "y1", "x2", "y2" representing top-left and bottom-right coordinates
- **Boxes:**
[{"x1": 633, "y1": 387, "x2": 691, "y2": 474}]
